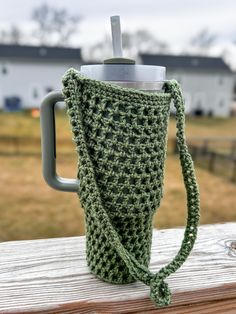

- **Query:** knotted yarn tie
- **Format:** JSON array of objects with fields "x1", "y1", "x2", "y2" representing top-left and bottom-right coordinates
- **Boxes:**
[{"x1": 149, "y1": 274, "x2": 171, "y2": 307}]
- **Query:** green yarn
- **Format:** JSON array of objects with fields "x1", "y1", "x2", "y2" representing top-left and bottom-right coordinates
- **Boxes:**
[{"x1": 62, "y1": 68, "x2": 200, "y2": 308}]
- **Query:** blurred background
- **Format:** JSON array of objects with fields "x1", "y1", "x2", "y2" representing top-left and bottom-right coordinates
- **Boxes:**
[{"x1": 0, "y1": 0, "x2": 236, "y2": 241}]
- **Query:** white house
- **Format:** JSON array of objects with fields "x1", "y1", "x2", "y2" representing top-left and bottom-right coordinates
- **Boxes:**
[
  {"x1": 139, "y1": 54, "x2": 234, "y2": 117},
  {"x1": 1, "y1": 45, "x2": 234, "y2": 116},
  {"x1": 0, "y1": 44, "x2": 82, "y2": 110}
]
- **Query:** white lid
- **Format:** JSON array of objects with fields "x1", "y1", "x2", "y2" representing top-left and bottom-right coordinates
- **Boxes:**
[{"x1": 80, "y1": 64, "x2": 166, "y2": 82}]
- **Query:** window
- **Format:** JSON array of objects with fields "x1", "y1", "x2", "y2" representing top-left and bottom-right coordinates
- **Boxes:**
[
  {"x1": 2, "y1": 65, "x2": 8, "y2": 75},
  {"x1": 33, "y1": 88, "x2": 39, "y2": 99},
  {"x1": 191, "y1": 59, "x2": 199, "y2": 67},
  {"x1": 193, "y1": 92, "x2": 206, "y2": 116},
  {"x1": 219, "y1": 76, "x2": 224, "y2": 85},
  {"x1": 39, "y1": 48, "x2": 47, "y2": 56},
  {"x1": 219, "y1": 100, "x2": 224, "y2": 108}
]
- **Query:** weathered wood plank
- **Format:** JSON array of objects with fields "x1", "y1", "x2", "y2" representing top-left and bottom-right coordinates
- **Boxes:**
[
  {"x1": 141, "y1": 299, "x2": 236, "y2": 314},
  {"x1": 0, "y1": 223, "x2": 235, "y2": 313}
]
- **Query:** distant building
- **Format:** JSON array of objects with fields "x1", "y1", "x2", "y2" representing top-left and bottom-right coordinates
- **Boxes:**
[
  {"x1": 139, "y1": 54, "x2": 234, "y2": 117},
  {"x1": 0, "y1": 44, "x2": 82, "y2": 110}
]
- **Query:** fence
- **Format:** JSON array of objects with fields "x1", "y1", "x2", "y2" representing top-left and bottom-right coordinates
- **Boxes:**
[
  {"x1": 0, "y1": 135, "x2": 177, "y2": 156},
  {"x1": 1, "y1": 135, "x2": 236, "y2": 183},
  {"x1": 0, "y1": 135, "x2": 74, "y2": 156},
  {"x1": 186, "y1": 137, "x2": 236, "y2": 157},
  {"x1": 177, "y1": 137, "x2": 236, "y2": 183}
]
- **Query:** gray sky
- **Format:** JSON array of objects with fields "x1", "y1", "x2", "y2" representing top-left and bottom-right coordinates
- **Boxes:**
[{"x1": 0, "y1": 0, "x2": 235, "y2": 47}]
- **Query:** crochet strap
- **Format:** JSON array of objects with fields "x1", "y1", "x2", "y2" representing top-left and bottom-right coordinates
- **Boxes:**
[{"x1": 66, "y1": 76, "x2": 200, "y2": 308}]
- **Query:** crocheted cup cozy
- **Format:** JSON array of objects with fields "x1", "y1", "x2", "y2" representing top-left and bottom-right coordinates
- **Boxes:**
[{"x1": 62, "y1": 69, "x2": 200, "y2": 308}]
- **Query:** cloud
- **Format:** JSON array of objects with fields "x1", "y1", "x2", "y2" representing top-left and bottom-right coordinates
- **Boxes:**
[{"x1": 0, "y1": 0, "x2": 235, "y2": 47}]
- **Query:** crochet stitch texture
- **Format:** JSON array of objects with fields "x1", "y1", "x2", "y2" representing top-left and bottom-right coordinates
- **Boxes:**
[{"x1": 62, "y1": 68, "x2": 200, "y2": 308}]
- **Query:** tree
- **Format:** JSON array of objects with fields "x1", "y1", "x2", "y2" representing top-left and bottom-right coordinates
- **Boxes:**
[
  {"x1": 8, "y1": 25, "x2": 22, "y2": 44},
  {"x1": 86, "y1": 29, "x2": 169, "y2": 62},
  {"x1": 31, "y1": 3, "x2": 82, "y2": 46},
  {"x1": 122, "y1": 32, "x2": 132, "y2": 50},
  {"x1": 0, "y1": 25, "x2": 23, "y2": 44},
  {"x1": 0, "y1": 29, "x2": 8, "y2": 44},
  {"x1": 134, "y1": 29, "x2": 168, "y2": 53},
  {"x1": 190, "y1": 28, "x2": 217, "y2": 50}
]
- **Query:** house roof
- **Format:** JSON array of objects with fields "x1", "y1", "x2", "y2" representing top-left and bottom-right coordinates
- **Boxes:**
[
  {"x1": 139, "y1": 53, "x2": 232, "y2": 72},
  {"x1": 0, "y1": 44, "x2": 82, "y2": 62}
]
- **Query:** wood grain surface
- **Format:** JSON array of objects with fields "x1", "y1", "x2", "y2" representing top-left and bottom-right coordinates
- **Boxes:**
[{"x1": 0, "y1": 223, "x2": 235, "y2": 313}]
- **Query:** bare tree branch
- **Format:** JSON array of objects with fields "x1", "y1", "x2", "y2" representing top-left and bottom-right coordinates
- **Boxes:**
[
  {"x1": 190, "y1": 28, "x2": 217, "y2": 49},
  {"x1": 0, "y1": 25, "x2": 23, "y2": 44},
  {"x1": 87, "y1": 29, "x2": 169, "y2": 61},
  {"x1": 31, "y1": 3, "x2": 82, "y2": 46}
]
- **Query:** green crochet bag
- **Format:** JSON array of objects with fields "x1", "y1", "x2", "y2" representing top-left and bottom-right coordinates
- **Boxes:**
[{"x1": 62, "y1": 68, "x2": 200, "y2": 308}]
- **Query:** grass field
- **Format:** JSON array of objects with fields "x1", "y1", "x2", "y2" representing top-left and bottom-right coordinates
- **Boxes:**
[
  {"x1": 1, "y1": 110, "x2": 236, "y2": 139},
  {"x1": 0, "y1": 111, "x2": 236, "y2": 241}
]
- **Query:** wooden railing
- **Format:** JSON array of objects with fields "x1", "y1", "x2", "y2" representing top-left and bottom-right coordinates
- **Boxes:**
[{"x1": 0, "y1": 223, "x2": 235, "y2": 313}]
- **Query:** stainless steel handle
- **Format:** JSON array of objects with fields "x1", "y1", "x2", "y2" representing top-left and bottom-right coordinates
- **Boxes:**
[{"x1": 40, "y1": 91, "x2": 80, "y2": 193}]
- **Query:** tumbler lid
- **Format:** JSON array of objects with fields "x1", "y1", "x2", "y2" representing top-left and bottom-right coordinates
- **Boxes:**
[
  {"x1": 80, "y1": 64, "x2": 166, "y2": 82},
  {"x1": 80, "y1": 16, "x2": 166, "y2": 84}
]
